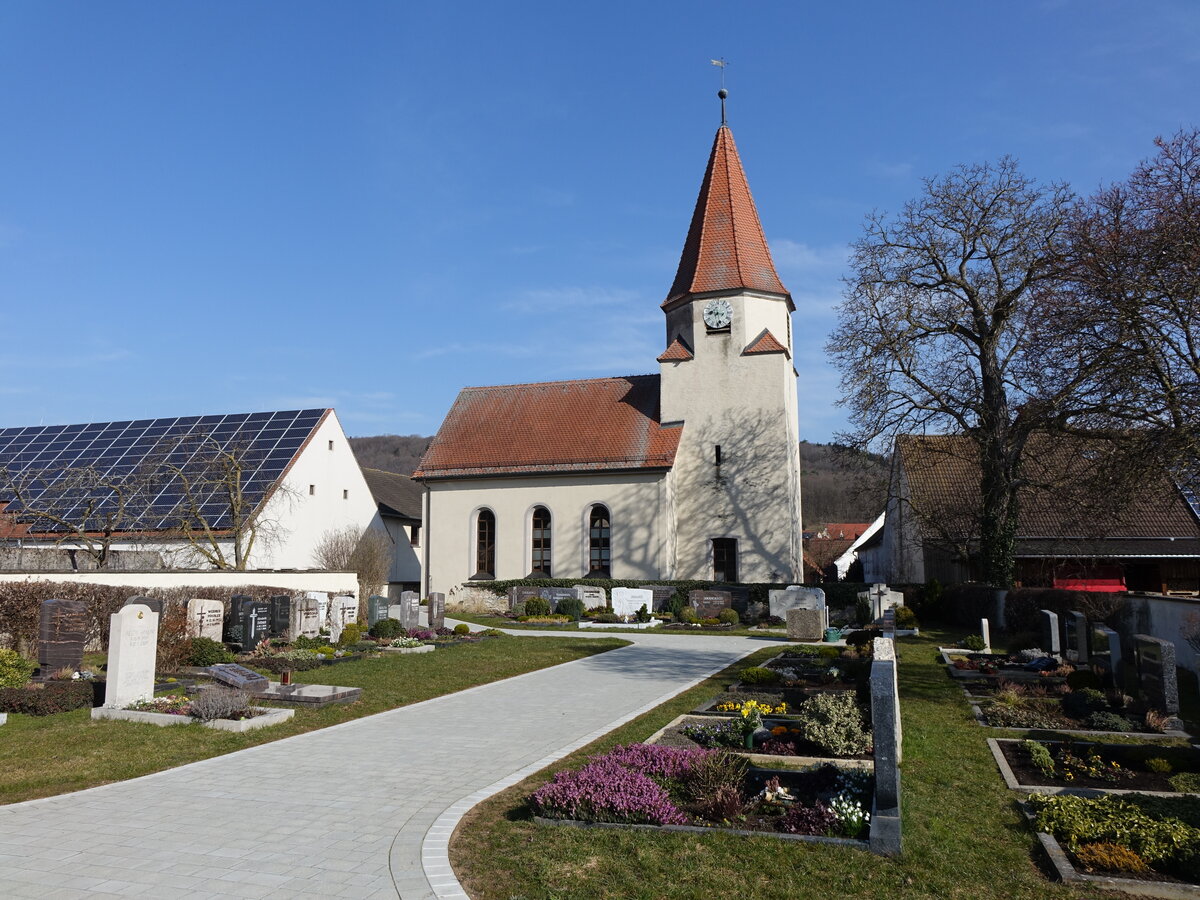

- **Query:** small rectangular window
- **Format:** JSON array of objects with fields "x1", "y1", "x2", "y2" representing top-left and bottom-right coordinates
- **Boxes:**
[
  {"x1": 343, "y1": 489, "x2": 349, "y2": 500},
  {"x1": 309, "y1": 484, "x2": 315, "y2": 496},
  {"x1": 712, "y1": 538, "x2": 738, "y2": 583},
  {"x1": 328, "y1": 440, "x2": 334, "y2": 450},
  {"x1": 410, "y1": 523, "x2": 421, "y2": 546}
]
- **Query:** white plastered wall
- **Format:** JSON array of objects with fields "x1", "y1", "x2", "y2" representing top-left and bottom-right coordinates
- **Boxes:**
[
  {"x1": 421, "y1": 471, "x2": 672, "y2": 595},
  {"x1": 659, "y1": 290, "x2": 803, "y2": 582}
]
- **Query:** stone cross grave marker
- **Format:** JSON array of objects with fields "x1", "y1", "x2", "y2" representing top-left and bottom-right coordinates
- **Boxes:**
[
  {"x1": 1039, "y1": 609, "x2": 1061, "y2": 655},
  {"x1": 400, "y1": 591, "x2": 421, "y2": 630},
  {"x1": 240, "y1": 600, "x2": 272, "y2": 652},
  {"x1": 427, "y1": 592, "x2": 446, "y2": 630},
  {"x1": 269, "y1": 595, "x2": 293, "y2": 641},
  {"x1": 574, "y1": 585, "x2": 606, "y2": 608},
  {"x1": 769, "y1": 587, "x2": 824, "y2": 619},
  {"x1": 638, "y1": 585, "x2": 676, "y2": 612},
  {"x1": 786, "y1": 608, "x2": 825, "y2": 642},
  {"x1": 186, "y1": 598, "x2": 224, "y2": 642},
  {"x1": 864, "y1": 584, "x2": 904, "y2": 622},
  {"x1": 328, "y1": 595, "x2": 358, "y2": 644},
  {"x1": 367, "y1": 595, "x2": 390, "y2": 627},
  {"x1": 292, "y1": 596, "x2": 322, "y2": 640},
  {"x1": 38, "y1": 599, "x2": 89, "y2": 673},
  {"x1": 224, "y1": 594, "x2": 253, "y2": 647},
  {"x1": 688, "y1": 590, "x2": 732, "y2": 620},
  {"x1": 611, "y1": 587, "x2": 653, "y2": 619},
  {"x1": 1135, "y1": 634, "x2": 1179, "y2": 715},
  {"x1": 1090, "y1": 625, "x2": 1123, "y2": 689},
  {"x1": 1065, "y1": 611, "x2": 1088, "y2": 663},
  {"x1": 124, "y1": 595, "x2": 164, "y2": 617},
  {"x1": 980, "y1": 618, "x2": 991, "y2": 652},
  {"x1": 104, "y1": 603, "x2": 159, "y2": 709},
  {"x1": 206, "y1": 663, "x2": 269, "y2": 694}
]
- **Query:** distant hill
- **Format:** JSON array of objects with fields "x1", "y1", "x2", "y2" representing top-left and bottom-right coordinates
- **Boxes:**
[
  {"x1": 350, "y1": 434, "x2": 889, "y2": 525},
  {"x1": 348, "y1": 435, "x2": 432, "y2": 476}
]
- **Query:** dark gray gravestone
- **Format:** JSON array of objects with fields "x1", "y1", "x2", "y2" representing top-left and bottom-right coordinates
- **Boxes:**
[
  {"x1": 544, "y1": 588, "x2": 577, "y2": 612},
  {"x1": 713, "y1": 584, "x2": 751, "y2": 615},
  {"x1": 639, "y1": 585, "x2": 676, "y2": 612},
  {"x1": 1039, "y1": 609, "x2": 1061, "y2": 655},
  {"x1": 240, "y1": 601, "x2": 272, "y2": 652},
  {"x1": 400, "y1": 592, "x2": 420, "y2": 630},
  {"x1": 427, "y1": 593, "x2": 446, "y2": 630},
  {"x1": 688, "y1": 590, "x2": 732, "y2": 619},
  {"x1": 1065, "y1": 611, "x2": 1088, "y2": 663},
  {"x1": 1135, "y1": 634, "x2": 1179, "y2": 715},
  {"x1": 205, "y1": 663, "x2": 269, "y2": 693},
  {"x1": 38, "y1": 599, "x2": 88, "y2": 673},
  {"x1": 1090, "y1": 625, "x2": 1123, "y2": 689},
  {"x1": 508, "y1": 586, "x2": 548, "y2": 612},
  {"x1": 269, "y1": 595, "x2": 293, "y2": 640},
  {"x1": 367, "y1": 595, "x2": 390, "y2": 627},
  {"x1": 124, "y1": 595, "x2": 164, "y2": 617},
  {"x1": 224, "y1": 594, "x2": 253, "y2": 646}
]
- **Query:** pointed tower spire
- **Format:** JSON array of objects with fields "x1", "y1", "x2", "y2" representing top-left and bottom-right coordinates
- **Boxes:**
[{"x1": 664, "y1": 123, "x2": 792, "y2": 310}]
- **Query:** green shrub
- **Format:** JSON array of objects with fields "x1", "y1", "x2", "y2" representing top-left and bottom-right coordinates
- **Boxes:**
[
  {"x1": 524, "y1": 597, "x2": 551, "y2": 617},
  {"x1": 1074, "y1": 841, "x2": 1150, "y2": 874},
  {"x1": 963, "y1": 634, "x2": 986, "y2": 651},
  {"x1": 337, "y1": 623, "x2": 363, "y2": 647},
  {"x1": 554, "y1": 597, "x2": 585, "y2": 621},
  {"x1": 187, "y1": 636, "x2": 235, "y2": 666},
  {"x1": 1146, "y1": 757, "x2": 1174, "y2": 775},
  {"x1": 893, "y1": 606, "x2": 918, "y2": 629},
  {"x1": 817, "y1": 646, "x2": 841, "y2": 660},
  {"x1": 717, "y1": 608, "x2": 739, "y2": 625},
  {"x1": 794, "y1": 692, "x2": 872, "y2": 757},
  {"x1": 369, "y1": 618, "x2": 403, "y2": 640},
  {"x1": 1030, "y1": 793, "x2": 1200, "y2": 868},
  {"x1": 1062, "y1": 687, "x2": 1108, "y2": 720},
  {"x1": 1169, "y1": 773, "x2": 1200, "y2": 793},
  {"x1": 1066, "y1": 670, "x2": 1102, "y2": 691},
  {"x1": 1022, "y1": 740, "x2": 1056, "y2": 778},
  {"x1": 739, "y1": 666, "x2": 780, "y2": 685},
  {"x1": 0, "y1": 681, "x2": 93, "y2": 715},
  {"x1": 454, "y1": 623, "x2": 471, "y2": 635},
  {"x1": 1085, "y1": 711, "x2": 1134, "y2": 732},
  {"x1": 679, "y1": 606, "x2": 699, "y2": 624},
  {"x1": 854, "y1": 596, "x2": 871, "y2": 626},
  {"x1": 635, "y1": 604, "x2": 652, "y2": 623},
  {"x1": 479, "y1": 628, "x2": 507, "y2": 637},
  {"x1": 0, "y1": 649, "x2": 35, "y2": 688}
]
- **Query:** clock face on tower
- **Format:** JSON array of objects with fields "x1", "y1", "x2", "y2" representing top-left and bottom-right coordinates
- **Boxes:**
[{"x1": 702, "y1": 298, "x2": 733, "y2": 330}]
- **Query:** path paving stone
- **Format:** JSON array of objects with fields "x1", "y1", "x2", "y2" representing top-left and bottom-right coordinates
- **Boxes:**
[{"x1": 0, "y1": 626, "x2": 766, "y2": 898}]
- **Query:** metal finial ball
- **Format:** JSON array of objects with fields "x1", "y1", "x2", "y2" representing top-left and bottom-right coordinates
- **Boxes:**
[{"x1": 718, "y1": 88, "x2": 728, "y2": 99}]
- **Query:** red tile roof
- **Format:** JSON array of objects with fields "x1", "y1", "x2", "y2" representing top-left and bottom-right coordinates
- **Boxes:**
[
  {"x1": 657, "y1": 338, "x2": 694, "y2": 362},
  {"x1": 743, "y1": 328, "x2": 789, "y2": 356},
  {"x1": 413, "y1": 375, "x2": 682, "y2": 479},
  {"x1": 819, "y1": 523, "x2": 872, "y2": 540},
  {"x1": 665, "y1": 126, "x2": 791, "y2": 310}
]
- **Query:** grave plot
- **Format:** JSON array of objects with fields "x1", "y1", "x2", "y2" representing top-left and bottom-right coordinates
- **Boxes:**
[
  {"x1": 989, "y1": 738, "x2": 1200, "y2": 796},
  {"x1": 1026, "y1": 792, "x2": 1200, "y2": 897}
]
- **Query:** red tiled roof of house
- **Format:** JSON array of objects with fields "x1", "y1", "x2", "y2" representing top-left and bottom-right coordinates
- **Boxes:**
[
  {"x1": 413, "y1": 375, "x2": 682, "y2": 479},
  {"x1": 820, "y1": 523, "x2": 871, "y2": 540},
  {"x1": 657, "y1": 338, "x2": 694, "y2": 362},
  {"x1": 742, "y1": 328, "x2": 789, "y2": 357},
  {"x1": 664, "y1": 125, "x2": 791, "y2": 310}
]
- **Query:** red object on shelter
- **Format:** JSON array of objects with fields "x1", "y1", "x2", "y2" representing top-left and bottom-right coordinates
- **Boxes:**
[{"x1": 1053, "y1": 567, "x2": 1127, "y2": 593}]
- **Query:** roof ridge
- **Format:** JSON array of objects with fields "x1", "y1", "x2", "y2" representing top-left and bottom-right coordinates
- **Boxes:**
[{"x1": 458, "y1": 374, "x2": 657, "y2": 392}]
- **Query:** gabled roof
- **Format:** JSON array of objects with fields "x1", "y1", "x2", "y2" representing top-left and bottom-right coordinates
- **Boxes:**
[
  {"x1": 413, "y1": 375, "x2": 681, "y2": 480},
  {"x1": 895, "y1": 434, "x2": 1200, "y2": 543},
  {"x1": 361, "y1": 467, "x2": 423, "y2": 521},
  {"x1": 664, "y1": 125, "x2": 792, "y2": 310},
  {"x1": 742, "y1": 328, "x2": 789, "y2": 357},
  {"x1": 657, "y1": 338, "x2": 694, "y2": 362}
]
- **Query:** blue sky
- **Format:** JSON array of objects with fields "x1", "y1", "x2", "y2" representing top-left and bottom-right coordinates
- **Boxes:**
[{"x1": 2, "y1": 1, "x2": 1198, "y2": 443}]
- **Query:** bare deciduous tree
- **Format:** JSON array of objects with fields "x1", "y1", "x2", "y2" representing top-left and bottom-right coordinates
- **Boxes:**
[{"x1": 313, "y1": 525, "x2": 393, "y2": 611}]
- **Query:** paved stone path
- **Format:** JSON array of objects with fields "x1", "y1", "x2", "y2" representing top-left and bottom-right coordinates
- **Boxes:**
[{"x1": 0, "y1": 628, "x2": 774, "y2": 898}]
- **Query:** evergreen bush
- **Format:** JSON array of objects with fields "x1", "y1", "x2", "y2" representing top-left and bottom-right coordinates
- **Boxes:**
[
  {"x1": 187, "y1": 636, "x2": 235, "y2": 666},
  {"x1": 369, "y1": 618, "x2": 403, "y2": 640},
  {"x1": 524, "y1": 597, "x2": 551, "y2": 617},
  {"x1": 0, "y1": 649, "x2": 35, "y2": 688}
]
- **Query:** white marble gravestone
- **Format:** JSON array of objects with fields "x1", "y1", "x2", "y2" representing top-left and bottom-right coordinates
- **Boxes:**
[
  {"x1": 306, "y1": 591, "x2": 329, "y2": 632},
  {"x1": 981, "y1": 618, "x2": 991, "y2": 652},
  {"x1": 104, "y1": 603, "x2": 159, "y2": 709},
  {"x1": 328, "y1": 595, "x2": 358, "y2": 643},
  {"x1": 769, "y1": 587, "x2": 825, "y2": 619},
  {"x1": 574, "y1": 585, "x2": 607, "y2": 608},
  {"x1": 186, "y1": 598, "x2": 223, "y2": 641},
  {"x1": 611, "y1": 587, "x2": 653, "y2": 619},
  {"x1": 292, "y1": 596, "x2": 322, "y2": 640}
]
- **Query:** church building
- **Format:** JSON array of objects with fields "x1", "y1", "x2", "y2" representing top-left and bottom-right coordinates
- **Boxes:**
[{"x1": 414, "y1": 114, "x2": 804, "y2": 596}]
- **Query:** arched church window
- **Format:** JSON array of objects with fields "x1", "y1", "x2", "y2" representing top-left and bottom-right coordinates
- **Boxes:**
[
  {"x1": 473, "y1": 509, "x2": 496, "y2": 579},
  {"x1": 530, "y1": 506, "x2": 552, "y2": 577},
  {"x1": 588, "y1": 505, "x2": 611, "y2": 577}
]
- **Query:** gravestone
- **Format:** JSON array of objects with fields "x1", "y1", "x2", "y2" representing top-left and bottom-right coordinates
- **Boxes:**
[
  {"x1": 304, "y1": 591, "x2": 329, "y2": 631},
  {"x1": 124, "y1": 595, "x2": 164, "y2": 617},
  {"x1": 870, "y1": 637, "x2": 903, "y2": 856},
  {"x1": 400, "y1": 592, "x2": 421, "y2": 630},
  {"x1": 543, "y1": 588, "x2": 577, "y2": 612},
  {"x1": 186, "y1": 598, "x2": 224, "y2": 641},
  {"x1": 638, "y1": 585, "x2": 676, "y2": 612},
  {"x1": 769, "y1": 587, "x2": 825, "y2": 619},
  {"x1": 1065, "y1": 611, "x2": 1088, "y2": 663},
  {"x1": 574, "y1": 585, "x2": 607, "y2": 608},
  {"x1": 328, "y1": 595, "x2": 358, "y2": 644},
  {"x1": 38, "y1": 599, "x2": 89, "y2": 673},
  {"x1": 863, "y1": 584, "x2": 904, "y2": 622},
  {"x1": 240, "y1": 600, "x2": 272, "y2": 652},
  {"x1": 206, "y1": 663, "x2": 269, "y2": 693},
  {"x1": 1090, "y1": 625, "x2": 1123, "y2": 689},
  {"x1": 291, "y1": 596, "x2": 322, "y2": 640},
  {"x1": 509, "y1": 586, "x2": 549, "y2": 612},
  {"x1": 269, "y1": 595, "x2": 293, "y2": 641},
  {"x1": 1135, "y1": 634, "x2": 1179, "y2": 715},
  {"x1": 980, "y1": 618, "x2": 991, "y2": 652},
  {"x1": 688, "y1": 590, "x2": 732, "y2": 619},
  {"x1": 427, "y1": 592, "x2": 446, "y2": 630},
  {"x1": 713, "y1": 584, "x2": 751, "y2": 615},
  {"x1": 224, "y1": 594, "x2": 254, "y2": 646},
  {"x1": 103, "y1": 603, "x2": 159, "y2": 708},
  {"x1": 611, "y1": 587, "x2": 653, "y2": 619},
  {"x1": 367, "y1": 595, "x2": 390, "y2": 627},
  {"x1": 786, "y1": 608, "x2": 825, "y2": 642},
  {"x1": 1039, "y1": 609, "x2": 1061, "y2": 656}
]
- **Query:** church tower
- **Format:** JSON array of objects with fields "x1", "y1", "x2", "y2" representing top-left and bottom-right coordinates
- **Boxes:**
[{"x1": 657, "y1": 116, "x2": 804, "y2": 583}]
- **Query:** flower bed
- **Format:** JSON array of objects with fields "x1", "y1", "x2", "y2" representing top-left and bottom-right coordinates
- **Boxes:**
[
  {"x1": 962, "y1": 680, "x2": 1186, "y2": 738},
  {"x1": 990, "y1": 738, "x2": 1200, "y2": 796},
  {"x1": 940, "y1": 647, "x2": 1068, "y2": 681},
  {"x1": 1027, "y1": 792, "x2": 1200, "y2": 897},
  {"x1": 530, "y1": 743, "x2": 874, "y2": 847}
]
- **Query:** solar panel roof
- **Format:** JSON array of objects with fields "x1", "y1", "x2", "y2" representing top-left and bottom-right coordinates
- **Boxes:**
[{"x1": 0, "y1": 409, "x2": 328, "y2": 535}]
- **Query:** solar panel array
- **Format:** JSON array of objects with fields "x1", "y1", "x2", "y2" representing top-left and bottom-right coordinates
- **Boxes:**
[
  {"x1": 0, "y1": 410, "x2": 326, "y2": 534},
  {"x1": 1179, "y1": 463, "x2": 1200, "y2": 524}
]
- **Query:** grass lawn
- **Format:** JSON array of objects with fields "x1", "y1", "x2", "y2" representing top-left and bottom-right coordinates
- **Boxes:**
[
  {"x1": 450, "y1": 609, "x2": 781, "y2": 638},
  {"x1": 449, "y1": 629, "x2": 1091, "y2": 900},
  {"x1": 0, "y1": 636, "x2": 627, "y2": 805}
]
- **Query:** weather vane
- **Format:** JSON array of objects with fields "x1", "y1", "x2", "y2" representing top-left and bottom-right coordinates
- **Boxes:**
[{"x1": 710, "y1": 58, "x2": 729, "y2": 125}]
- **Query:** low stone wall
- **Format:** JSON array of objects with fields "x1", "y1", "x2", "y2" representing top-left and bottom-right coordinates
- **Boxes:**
[
  {"x1": 0, "y1": 570, "x2": 358, "y2": 594},
  {"x1": 447, "y1": 584, "x2": 507, "y2": 614}
]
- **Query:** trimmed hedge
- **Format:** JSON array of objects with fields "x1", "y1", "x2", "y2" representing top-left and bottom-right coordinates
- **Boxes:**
[{"x1": 0, "y1": 680, "x2": 94, "y2": 716}]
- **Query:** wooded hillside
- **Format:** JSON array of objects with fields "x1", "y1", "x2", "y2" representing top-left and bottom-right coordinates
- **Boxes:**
[{"x1": 350, "y1": 435, "x2": 889, "y2": 527}]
